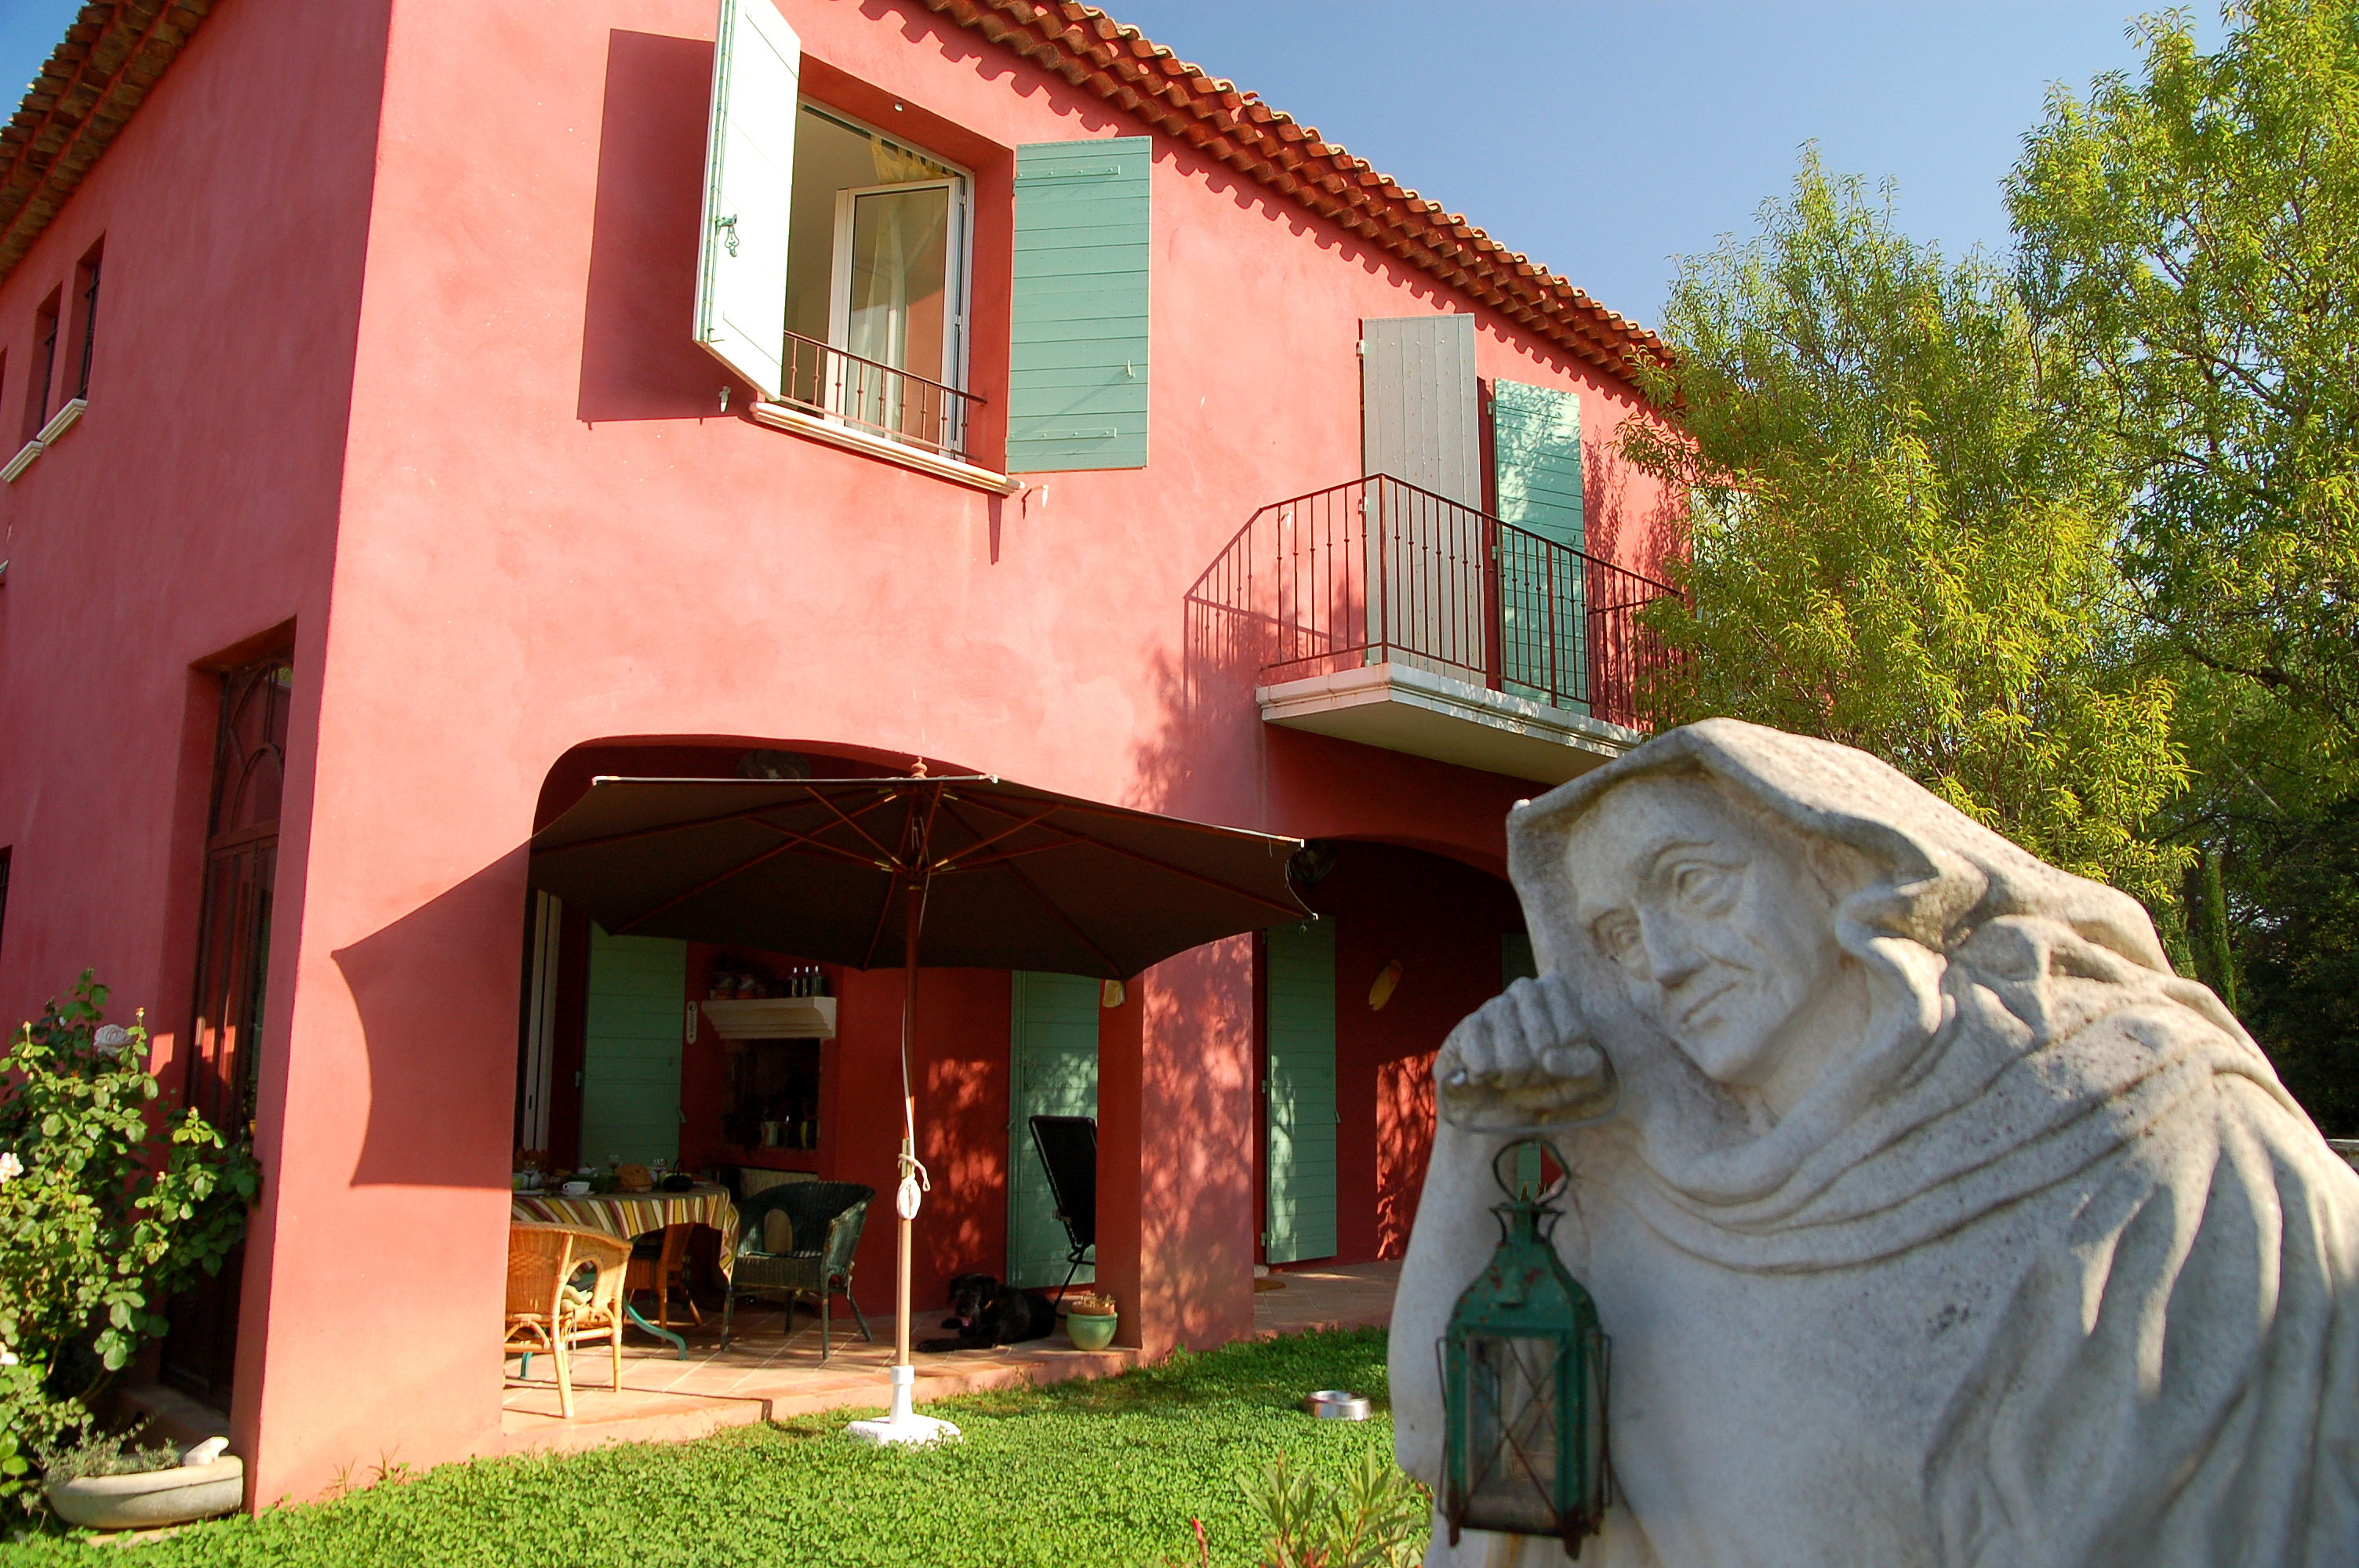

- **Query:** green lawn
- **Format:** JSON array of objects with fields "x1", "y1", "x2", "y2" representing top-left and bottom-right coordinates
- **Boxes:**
[{"x1": 4, "y1": 1330, "x2": 1416, "y2": 1568}]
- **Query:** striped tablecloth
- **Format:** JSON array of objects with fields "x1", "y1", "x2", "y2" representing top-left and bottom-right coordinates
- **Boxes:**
[{"x1": 511, "y1": 1185, "x2": 741, "y2": 1277}]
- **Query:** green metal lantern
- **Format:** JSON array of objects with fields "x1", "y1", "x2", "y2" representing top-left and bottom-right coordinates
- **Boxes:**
[{"x1": 1440, "y1": 1138, "x2": 1611, "y2": 1556}]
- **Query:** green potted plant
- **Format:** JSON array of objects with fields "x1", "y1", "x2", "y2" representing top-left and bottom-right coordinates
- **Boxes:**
[
  {"x1": 40, "y1": 1431, "x2": 242, "y2": 1533},
  {"x1": 1063, "y1": 1290, "x2": 1118, "y2": 1351}
]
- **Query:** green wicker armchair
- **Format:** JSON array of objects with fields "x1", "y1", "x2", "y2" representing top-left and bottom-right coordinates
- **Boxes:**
[{"x1": 722, "y1": 1180, "x2": 875, "y2": 1360}]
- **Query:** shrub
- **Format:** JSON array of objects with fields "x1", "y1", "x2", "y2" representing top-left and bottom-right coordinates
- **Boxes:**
[
  {"x1": 0, "y1": 972, "x2": 258, "y2": 1525},
  {"x1": 1241, "y1": 1449, "x2": 1430, "y2": 1568}
]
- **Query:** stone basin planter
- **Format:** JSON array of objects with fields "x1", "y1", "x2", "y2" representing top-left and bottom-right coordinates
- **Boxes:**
[{"x1": 45, "y1": 1456, "x2": 243, "y2": 1531}]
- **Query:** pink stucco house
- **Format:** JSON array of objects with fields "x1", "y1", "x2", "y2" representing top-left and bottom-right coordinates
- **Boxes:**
[{"x1": 0, "y1": 0, "x2": 1680, "y2": 1505}]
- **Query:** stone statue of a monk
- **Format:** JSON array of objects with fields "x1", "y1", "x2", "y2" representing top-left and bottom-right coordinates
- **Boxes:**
[{"x1": 1393, "y1": 719, "x2": 2359, "y2": 1568}]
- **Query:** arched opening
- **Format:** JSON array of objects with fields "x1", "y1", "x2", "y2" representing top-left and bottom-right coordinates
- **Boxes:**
[
  {"x1": 1260, "y1": 839, "x2": 1526, "y2": 1268},
  {"x1": 513, "y1": 739, "x2": 1020, "y2": 1358}
]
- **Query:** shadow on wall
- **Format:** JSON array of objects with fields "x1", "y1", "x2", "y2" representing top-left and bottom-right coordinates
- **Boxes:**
[
  {"x1": 1375, "y1": 1057, "x2": 1435, "y2": 1253},
  {"x1": 330, "y1": 852, "x2": 532, "y2": 1189},
  {"x1": 1586, "y1": 423, "x2": 1685, "y2": 586},
  {"x1": 579, "y1": 30, "x2": 739, "y2": 424},
  {"x1": 1133, "y1": 937, "x2": 1259, "y2": 1351}
]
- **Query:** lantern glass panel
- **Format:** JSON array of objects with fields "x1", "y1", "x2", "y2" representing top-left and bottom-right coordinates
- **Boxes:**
[{"x1": 1463, "y1": 1332, "x2": 1565, "y2": 1537}]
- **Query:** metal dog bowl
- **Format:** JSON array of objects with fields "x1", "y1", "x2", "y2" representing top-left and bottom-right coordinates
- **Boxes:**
[{"x1": 1304, "y1": 1388, "x2": 1372, "y2": 1421}]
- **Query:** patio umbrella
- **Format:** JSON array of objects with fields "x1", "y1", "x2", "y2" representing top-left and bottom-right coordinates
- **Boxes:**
[{"x1": 527, "y1": 768, "x2": 1309, "y2": 1443}]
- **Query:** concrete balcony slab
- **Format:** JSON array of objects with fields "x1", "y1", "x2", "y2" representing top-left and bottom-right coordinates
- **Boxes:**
[{"x1": 1258, "y1": 661, "x2": 1641, "y2": 785}]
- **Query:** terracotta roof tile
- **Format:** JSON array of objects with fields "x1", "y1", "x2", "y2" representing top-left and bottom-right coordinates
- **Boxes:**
[
  {"x1": 0, "y1": 1, "x2": 1667, "y2": 375},
  {"x1": 0, "y1": 1, "x2": 213, "y2": 285},
  {"x1": 918, "y1": 2, "x2": 1674, "y2": 371}
]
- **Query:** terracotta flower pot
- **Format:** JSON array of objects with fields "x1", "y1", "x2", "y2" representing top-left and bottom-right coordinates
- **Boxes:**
[
  {"x1": 45, "y1": 1456, "x2": 244, "y2": 1531},
  {"x1": 1066, "y1": 1310, "x2": 1118, "y2": 1351}
]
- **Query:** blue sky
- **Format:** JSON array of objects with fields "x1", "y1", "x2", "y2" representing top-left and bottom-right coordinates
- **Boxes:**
[{"x1": 0, "y1": 1, "x2": 2224, "y2": 332}]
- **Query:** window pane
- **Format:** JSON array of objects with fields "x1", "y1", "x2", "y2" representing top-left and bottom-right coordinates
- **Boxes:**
[
  {"x1": 846, "y1": 186, "x2": 948, "y2": 376},
  {"x1": 839, "y1": 185, "x2": 950, "y2": 442}
]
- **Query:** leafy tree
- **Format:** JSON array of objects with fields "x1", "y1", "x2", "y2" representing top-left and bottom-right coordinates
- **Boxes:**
[
  {"x1": 2233, "y1": 795, "x2": 2359, "y2": 1134},
  {"x1": 2010, "y1": 2, "x2": 2359, "y2": 1120},
  {"x1": 1621, "y1": 154, "x2": 2190, "y2": 902},
  {"x1": 2010, "y1": 0, "x2": 2359, "y2": 761}
]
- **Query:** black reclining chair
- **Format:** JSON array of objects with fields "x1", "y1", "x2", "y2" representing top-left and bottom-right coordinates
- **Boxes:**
[{"x1": 1027, "y1": 1114, "x2": 1096, "y2": 1303}]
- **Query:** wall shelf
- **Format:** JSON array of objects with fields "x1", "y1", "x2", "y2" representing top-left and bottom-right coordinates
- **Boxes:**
[{"x1": 701, "y1": 996, "x2": 837, "y2": 1040}]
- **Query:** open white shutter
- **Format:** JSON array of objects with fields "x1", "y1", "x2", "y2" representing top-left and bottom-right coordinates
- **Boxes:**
[{"x1": 695, "y1": 0, "x2": 800, "y2": 401}]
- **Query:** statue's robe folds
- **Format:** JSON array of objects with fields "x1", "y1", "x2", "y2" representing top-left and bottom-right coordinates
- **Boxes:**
[{"x1": 1393, "y1": 722, "x2": 2359, "y2": 1568}]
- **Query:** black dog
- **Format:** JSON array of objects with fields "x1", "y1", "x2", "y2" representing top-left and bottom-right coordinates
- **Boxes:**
[{"x1": 918, "y1": 1272, "x2": 1057, "y2": 1352}]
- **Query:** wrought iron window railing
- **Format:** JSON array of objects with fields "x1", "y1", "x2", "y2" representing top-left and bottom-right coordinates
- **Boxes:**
[
  {"x1": 1187, "y1": 475, "x2": 1680, "y2": 730},
  {"x1": 776, "y1": 329, "x2": 982, "y2": 465}
]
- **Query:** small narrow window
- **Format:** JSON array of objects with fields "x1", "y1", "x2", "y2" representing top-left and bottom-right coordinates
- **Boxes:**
[
  {"x1": 67, "y1": 241, "x2": 102, "y2": 402},
  {"x1": 24, "y1": 289, "x2": 60, "y2": 441}
]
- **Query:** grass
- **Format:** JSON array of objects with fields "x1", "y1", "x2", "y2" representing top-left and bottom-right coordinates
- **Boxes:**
[{"x1": 2, "y1": 1330, "x2": 1415, "y2": 1568}]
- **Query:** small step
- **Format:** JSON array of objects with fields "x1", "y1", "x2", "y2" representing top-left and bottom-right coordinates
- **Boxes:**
[{"x1": 113, "y1": 1383, "x2": 231, "y2": 1450}]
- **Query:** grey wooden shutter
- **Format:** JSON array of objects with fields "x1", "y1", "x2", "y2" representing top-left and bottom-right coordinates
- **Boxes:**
[
  {"x1": 1361, "y1": 315, "x2": 1487, "y2": 679},
  {"x1": 1361, "y1": 314, "x2": 1480, "y2": 506}
]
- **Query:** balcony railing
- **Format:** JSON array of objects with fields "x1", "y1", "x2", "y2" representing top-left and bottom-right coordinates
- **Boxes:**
[
  {"x1": 1187, "y1": 475, "x2": 1680, "y2": 730},
  {"x1": 776, "y1": 329, "x2": 983, "y2": 464}
]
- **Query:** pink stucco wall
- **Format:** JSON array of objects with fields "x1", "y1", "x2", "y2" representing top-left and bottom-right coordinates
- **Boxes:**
[{"x1": 0, "y1": 0, "x2": 1680, "y2": 1504}]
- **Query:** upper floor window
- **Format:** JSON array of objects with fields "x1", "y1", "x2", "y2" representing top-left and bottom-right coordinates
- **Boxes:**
[
  {"x1": 24, "y1": 288, "x2": 60, "y2": 443},
  {"x1": 689, "y1": 0, "x2": 1150, "y2": 477},
  {"x1": 692, "y1": 0, "x2": 973, "y2": 461},
  {"x1": 781, "y1": 106, "x2": 969, "y2": 442},
  {"x1": 68, "y1": 241, "x2": 102, "y2": 405},
  {"x1": 13, "y1": 238, "x2": 100, "y2": 462}
]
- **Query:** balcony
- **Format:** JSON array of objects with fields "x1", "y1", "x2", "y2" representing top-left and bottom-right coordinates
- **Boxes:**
[
  {"x1": 1188, "y1": 476, "x2": 1678, "y2": 784},
  {"x1": 747, "y1": 329, "x2": 1018, "y2": 493}
]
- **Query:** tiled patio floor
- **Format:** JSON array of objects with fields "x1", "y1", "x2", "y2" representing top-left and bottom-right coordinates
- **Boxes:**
[{"x1": 502, "y1": 1261, "x2": 1401, "y2": 1456}]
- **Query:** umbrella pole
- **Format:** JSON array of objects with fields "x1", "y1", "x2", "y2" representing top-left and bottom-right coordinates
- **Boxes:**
[{"x1": 851, "y1": 865, "x2": 958, "y2": 1446}]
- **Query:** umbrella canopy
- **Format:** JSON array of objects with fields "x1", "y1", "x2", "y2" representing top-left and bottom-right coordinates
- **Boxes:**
[
  {"x1": 529, "y1": 769, "x2": 1309, "y2": 1441},
  {"x1": 527, "y1": 774, "x2": 1309, "y2": 978}
]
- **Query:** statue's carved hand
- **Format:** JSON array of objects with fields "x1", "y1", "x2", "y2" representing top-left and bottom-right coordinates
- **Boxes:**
[{"x1": 1437, "y1": 971, "x2": 1617, "y2": 1131}]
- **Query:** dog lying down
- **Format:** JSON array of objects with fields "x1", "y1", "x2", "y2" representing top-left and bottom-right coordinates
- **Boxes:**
[{"x1": 919, "y1": 1272, "x2": 1059, "y2": 1352}]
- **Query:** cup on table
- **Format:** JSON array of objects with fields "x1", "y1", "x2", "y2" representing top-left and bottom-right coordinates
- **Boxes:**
[{"x1": 560, "y1": 1179, "x2": 592, "y2": 1196}]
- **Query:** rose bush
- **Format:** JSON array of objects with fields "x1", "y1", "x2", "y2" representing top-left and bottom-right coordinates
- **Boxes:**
[{"x1": 0, "y1": 972, "x2": 257, "y2": 1526}]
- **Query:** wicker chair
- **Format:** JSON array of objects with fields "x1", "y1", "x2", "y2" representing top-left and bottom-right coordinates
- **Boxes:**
[
  {"x1": 562, "y1": 1230, "x2": 632, "y2": 1397},
  {"x1": 722, "y1": 1181, "x2": 874, "y2": 1360},
  {"x1": 625, "y1": 1224, "x2": 701, "y2": 1329},
  {"x1": 504, "y1": 1223, "x2": 631, "y2": 1418}
]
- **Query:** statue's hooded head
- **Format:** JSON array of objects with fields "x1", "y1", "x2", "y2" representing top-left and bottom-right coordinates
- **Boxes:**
[{"x1": 1508, "y1": 720, "x2": 2245, "y2": 1159}]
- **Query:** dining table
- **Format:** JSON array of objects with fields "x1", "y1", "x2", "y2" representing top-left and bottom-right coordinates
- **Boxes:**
[{"x1": 510, "y1": 1182, "x2": 740, "y2": 1358}]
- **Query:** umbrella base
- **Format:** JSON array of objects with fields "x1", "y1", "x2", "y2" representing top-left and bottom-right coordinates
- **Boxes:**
[
  {"x1": 845, "y1": 1412, "x2": 961, "y2": 1446},
  {"x1": 845, "y1": 1365, "x2": 961, "y2": 1447}
]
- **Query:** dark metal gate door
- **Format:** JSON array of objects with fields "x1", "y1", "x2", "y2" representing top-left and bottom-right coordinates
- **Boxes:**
[{"x1": 162, "y1": 651, "x2": 290, "y2": 1408}]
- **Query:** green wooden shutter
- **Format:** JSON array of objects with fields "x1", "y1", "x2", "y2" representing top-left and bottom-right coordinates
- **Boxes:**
[
  {"x1": 1503, "y1": 932, "x2": 1538, "y2": 989},
  {"x1": 1008, "y1": 971, "x2": 1100, "y2": 1288},
  {"x1": 580, "y1": 927, "x2": 688, "y2": 1168},
  {"x1": 1499, "y1": 933, "x2": 1543, "y2": 1193},
  {"x1": 1492, "y1": 379, "x2": 1584, "y2": 549},
  {"x1": 1492, "y1": 379, "x2": 1587, "y2": 706},
  {"x1": 1009, "y1": 137, "x2": 1150, "y2": 472},
  {"x1": 1265, "y1": 919, "x2": 1338, "y2": 1264},
  {"x1": 694, "y1": 0, "x2": 801, "y2": 401}
]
